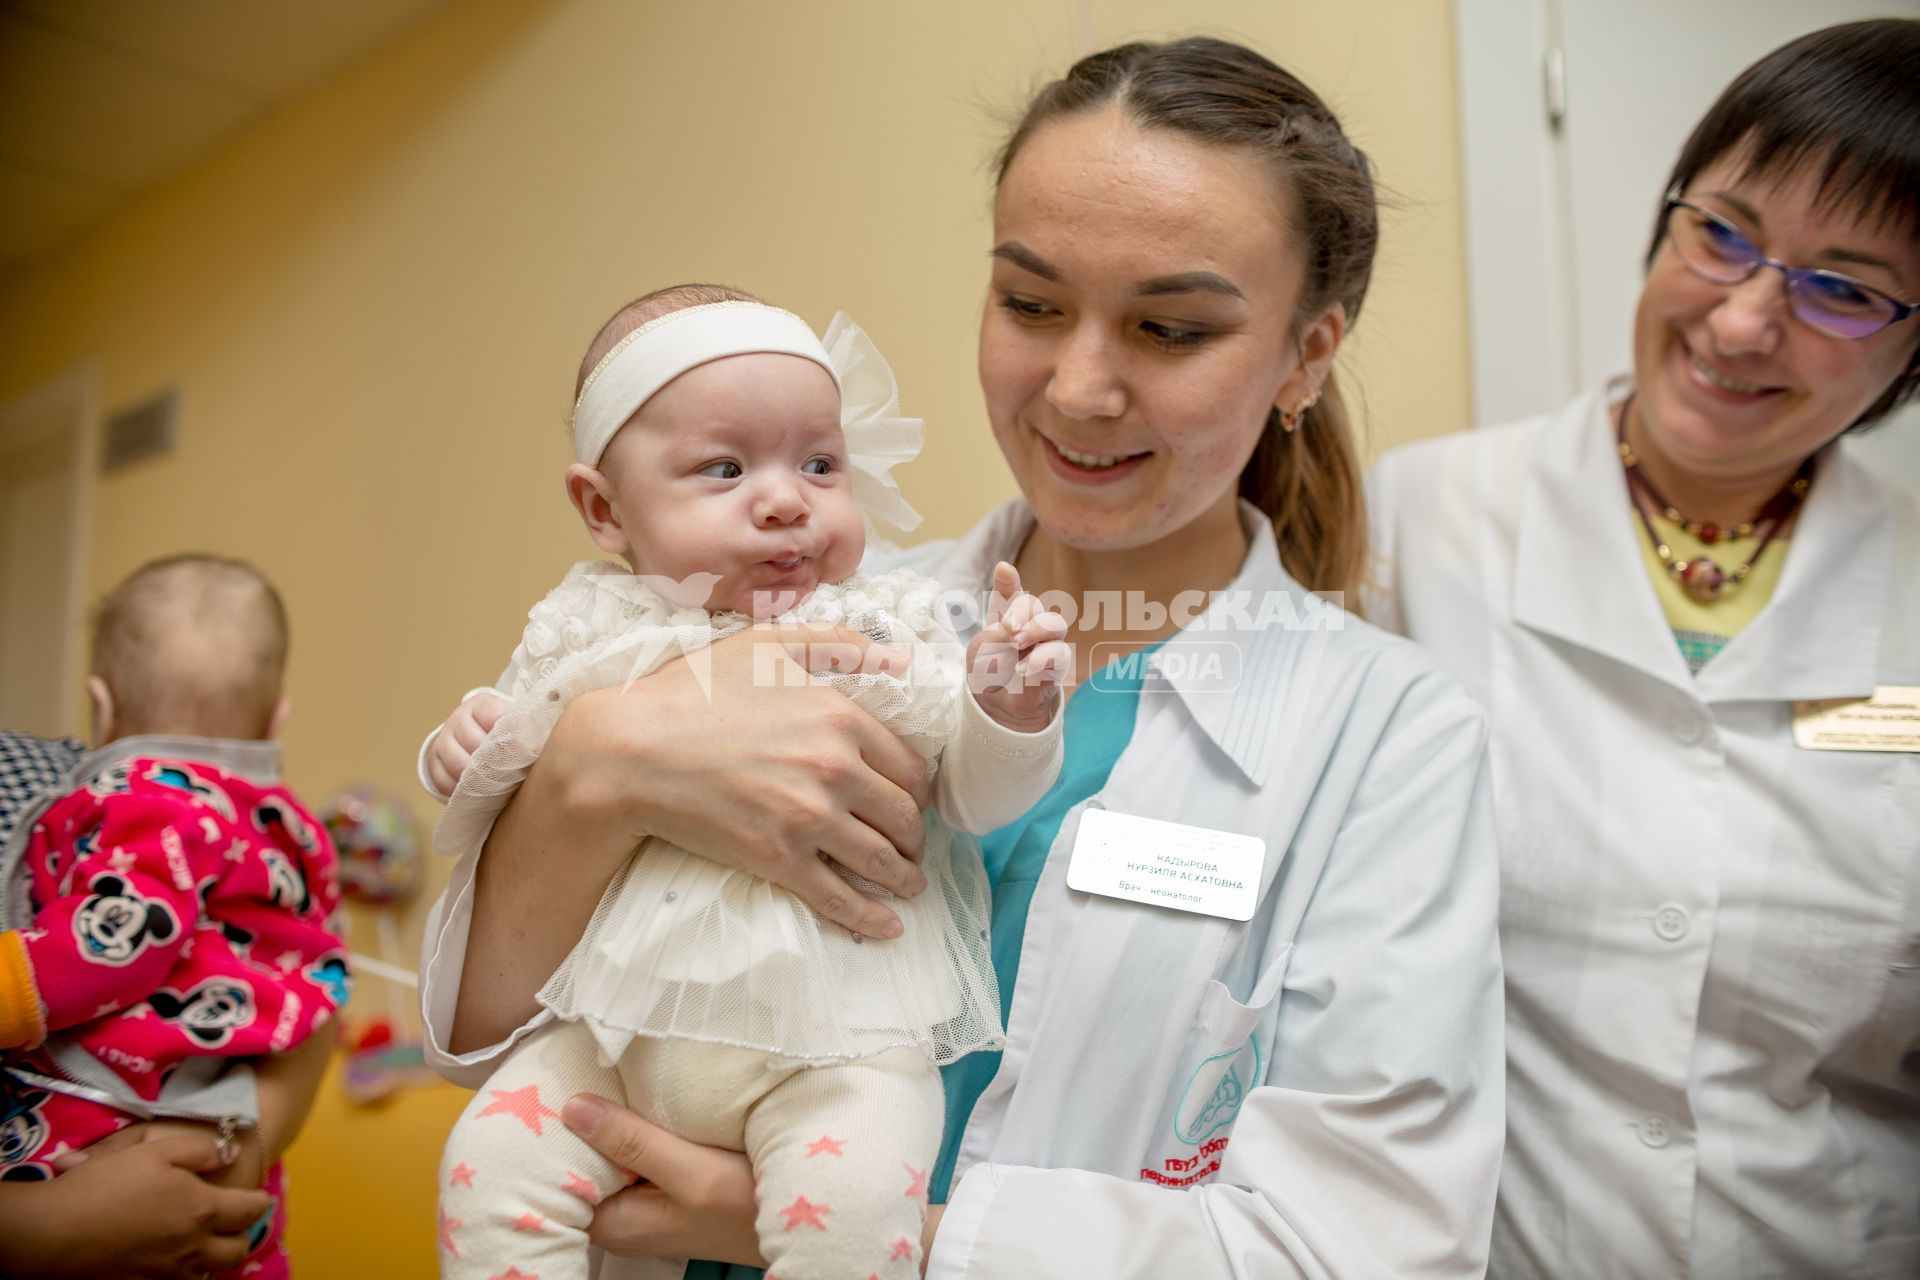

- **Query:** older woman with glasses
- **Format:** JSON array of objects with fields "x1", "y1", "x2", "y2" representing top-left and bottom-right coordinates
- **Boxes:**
[{"x1": 1369, "y1": 19, "x2": 1920, "y2": 1280}]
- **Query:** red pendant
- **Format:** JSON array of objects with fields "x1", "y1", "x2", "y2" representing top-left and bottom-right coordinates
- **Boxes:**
[
  {"x1": 1698, "y1": 523, "x2": 1720, "y2": 544},
  {"x1": 1679, "y1": 557, "x2": 1726, "y2": 603}
]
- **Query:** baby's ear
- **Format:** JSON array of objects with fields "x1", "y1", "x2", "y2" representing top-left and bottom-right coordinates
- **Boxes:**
[
  {"x1": 565, "y1": 464, "x2": 632, "y2": 557},
  {"x1": 87, "y1": 676, "x2": 115, "y2": 746}
]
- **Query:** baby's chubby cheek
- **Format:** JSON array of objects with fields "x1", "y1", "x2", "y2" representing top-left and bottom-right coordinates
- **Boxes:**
[{"x1": 824, "y1": 530, "x2": 868, "y2": 582}]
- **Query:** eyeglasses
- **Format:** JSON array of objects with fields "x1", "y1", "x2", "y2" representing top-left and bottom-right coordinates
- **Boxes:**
[{"x1": 1662, "y1": 189, "x2": 1919, "y2": 340}]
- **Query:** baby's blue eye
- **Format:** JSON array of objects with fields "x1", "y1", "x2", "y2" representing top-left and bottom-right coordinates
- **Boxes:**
[
  {"x1": 699, "y1": 460, "x2": 742, "y2": 479},
  {"x1": 802, "y1": 457, "x2": 834, "y2": 476}
]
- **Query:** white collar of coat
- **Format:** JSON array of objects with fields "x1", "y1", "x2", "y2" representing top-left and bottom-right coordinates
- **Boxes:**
[
  {"x1": 1512, "y1": 376, "x2": 1893, "y2": 702},
  {"x1": 932, "y1": 497, "x2": 1325, "y2": 785}
]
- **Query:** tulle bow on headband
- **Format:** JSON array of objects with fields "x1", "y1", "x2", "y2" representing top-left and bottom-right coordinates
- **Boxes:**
[{"x1": 822, "y1": 312, "x2": 923, "y2": 535}]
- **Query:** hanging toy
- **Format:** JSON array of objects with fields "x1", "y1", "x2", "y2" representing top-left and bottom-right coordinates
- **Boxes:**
[
  {"x1": 318, "y1": 785, "x2": 437, "y2": 1104},
  {"x1": 319, "y1": 785, "x2": 422, "y2": 904}
]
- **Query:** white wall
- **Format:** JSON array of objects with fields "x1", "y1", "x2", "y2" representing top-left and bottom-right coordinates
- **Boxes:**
[{"x1": 1455, "y1": 0, "x2": 1920, "y2": 488}]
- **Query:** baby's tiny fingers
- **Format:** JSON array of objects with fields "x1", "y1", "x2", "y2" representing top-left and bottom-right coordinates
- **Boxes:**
[
  {"x1": 1016, "y1": 607, "x2": 1069, "y2": 649},
  {"x1": 428, "y1": 745, "x2": 468, "y2": 795},
  {"x1": 1020, "y1": 641, "x2": 1074, "y2": 684},
  {"x1": 452, "y1": 716, "x2": 489, "y2": 752},
  {"x1": 470, "y1": 693, "x2": 510, "y2": 731}
]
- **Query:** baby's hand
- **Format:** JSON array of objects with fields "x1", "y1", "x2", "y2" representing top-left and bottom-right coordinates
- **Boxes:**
[
  {"x1": 966, "y1": 562, "x2": 1071, "y2": 733},
  {"x1": 425, "y1": 691, "x2": 510, "y2": 796}
]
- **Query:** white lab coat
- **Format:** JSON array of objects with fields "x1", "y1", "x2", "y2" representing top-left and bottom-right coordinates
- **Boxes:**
[
  {"x1": 421, "y1": 499, "x2": 1507, "y2": 1279},
  {"x1": 1366, "y1": 381, "x2": 1920, "y2": 1280}
]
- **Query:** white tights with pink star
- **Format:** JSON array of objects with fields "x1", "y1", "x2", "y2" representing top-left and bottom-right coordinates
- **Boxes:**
[{"x1": 438, "y1": 1021, "x2": 941, "y2": 1280}]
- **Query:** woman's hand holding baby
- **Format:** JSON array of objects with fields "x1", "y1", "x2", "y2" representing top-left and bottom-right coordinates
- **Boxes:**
[
  {"x1": 625, "y1": 624, "x2": 937, "y2": 923},
  {"x1": 561, "y1": 1093, "x2": 766, "y2": 1268},
  {"x1": 455, "y1": 623, "x2": 932, "y2": 1053},
  {"x1": 0, "y1": 1131, "x2": 271, "y2": 1278},
  {"x1": 57, "y1": 1117, "x2": 265, "y2": 1191},
  {"x1": 967, "y1": 561, "x2": 1071, "y2": 734},
  {"x1": 562, "y1": 1093, "x2": 947, "y2": 1276}
]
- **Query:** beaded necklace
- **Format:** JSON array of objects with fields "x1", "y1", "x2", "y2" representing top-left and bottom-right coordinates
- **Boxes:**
[{"x1": 1616, "y1": 395, "x2": 1812, "y2": 604}]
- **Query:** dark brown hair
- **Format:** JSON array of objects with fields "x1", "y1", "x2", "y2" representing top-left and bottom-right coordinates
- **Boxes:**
[
  {"x1": 996, "y1": 37, "x2": 1378, "y2": 600},
  {"x1": 91, "y1": 553, "x2": 289, "y2": 740},
  {"x1": 1652, "y1": 19, "x2": 1920, "y2": 429}
]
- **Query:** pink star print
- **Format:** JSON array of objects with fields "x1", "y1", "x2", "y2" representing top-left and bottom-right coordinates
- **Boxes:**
[
  {"x1": 509, "y1": 1212, "x2": 547, "y2": 1233},
  {"x1": 890, "y1": 1236, "x2": 916, "y2": 1260},
  {"x1": 903, "y1": 1163, "x2": 929, "y2": 1201},
  {"x1": 477, "y1": 1084, "x2": 561, "y2": 1136},
  {"x1": 563, "y1": 1171, "x2": 603, "y2": 1205},
  {"x1": 489, "y1": 1269, "x2": 540, "y2": 1280},
  {"x1": 779, "y1": 1194, "x2": 831, "y2": 1231},
  {"x1": 438, "y1": 1209, "x2": 461, "y2": 1257},
  {"x1": 448, "y1": 1161, "x2": 476, "y2": 1188},
  {"x1": 804, "y1": 1133, "x2": 846, "y2": 1157}
]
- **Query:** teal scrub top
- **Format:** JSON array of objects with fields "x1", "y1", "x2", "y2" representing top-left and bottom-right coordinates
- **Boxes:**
[{"x1": 687, "y1": 649, "x2": 1156, "y2": 1280}]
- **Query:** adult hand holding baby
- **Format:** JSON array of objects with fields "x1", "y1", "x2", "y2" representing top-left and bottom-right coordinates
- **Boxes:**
[
  {"x1": 0, "y1": 1130, "x2": 271, "y2": 1278},
  {"x1": 560, "y1": 1092, "x2": 764, "y2": 1268},
  {"x1": 561, "y1": 1091, "x2": 950, "y2": 1276},
  {"x1": 451, "y1": 619, "x2": 931, "y2": 1056}
]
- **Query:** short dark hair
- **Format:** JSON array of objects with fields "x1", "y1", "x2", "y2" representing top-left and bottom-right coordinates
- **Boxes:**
[{"x1": 1651, "y1": 19, "x2": 1920, "y2": 428}]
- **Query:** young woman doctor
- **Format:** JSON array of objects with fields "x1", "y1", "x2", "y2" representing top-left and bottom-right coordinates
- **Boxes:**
[
  {"x1": 1369, "y1": 20, "x2": 1920, "y2": 1279},
  {"x1": 423, "y1": 38, "x2": 1505, "y2": 1280}
]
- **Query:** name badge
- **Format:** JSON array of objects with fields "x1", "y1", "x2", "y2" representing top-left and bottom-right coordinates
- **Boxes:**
[
  {"x1": 1066, "y1": 809, "x2": 1265, "y2": 921},
  {"x1": 1793, "y1": 685, "x2": 1920, "y2": 753}
]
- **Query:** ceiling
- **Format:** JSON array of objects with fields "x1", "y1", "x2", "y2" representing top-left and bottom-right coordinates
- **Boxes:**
[{"x1": 0, "y1": 0, "x2": 451, "y2": 281}]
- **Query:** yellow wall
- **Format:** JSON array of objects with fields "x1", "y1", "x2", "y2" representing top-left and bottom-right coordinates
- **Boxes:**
[{"x1": 0, "y1": 1, "x2": 1466, "y2": 1274}]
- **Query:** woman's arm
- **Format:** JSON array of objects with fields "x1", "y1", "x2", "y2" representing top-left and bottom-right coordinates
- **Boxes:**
[{"x1": 444, "y1": 624, "x2": 934, "y2": 1057}]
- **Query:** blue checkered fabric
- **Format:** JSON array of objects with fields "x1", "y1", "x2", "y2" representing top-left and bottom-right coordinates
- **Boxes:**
[{"x1": 0, "y1": 730, "x2": 84, "y2": 853}]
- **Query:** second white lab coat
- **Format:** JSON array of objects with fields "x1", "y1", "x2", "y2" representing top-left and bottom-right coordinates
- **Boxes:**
[
  {"x1": 422, "y1": 500, "x2": 1507, "y2": 1279},
  {"x1": 1367, "y1": 382, "x2": 1920, "y2": 1279}
]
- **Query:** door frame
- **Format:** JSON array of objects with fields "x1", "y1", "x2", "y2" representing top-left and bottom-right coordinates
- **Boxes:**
[{"x1": 0, "y1": 361, "x2": 102, "y2": 737}]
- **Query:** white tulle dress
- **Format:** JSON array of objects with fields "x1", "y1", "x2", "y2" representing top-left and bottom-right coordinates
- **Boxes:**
[{"x1": 435, "y1": 562, "x2": 1051, "y2": 1068}]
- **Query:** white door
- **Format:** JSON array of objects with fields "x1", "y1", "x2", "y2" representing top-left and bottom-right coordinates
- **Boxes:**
[
  {"x1": 1455, "y1": 0, "x2": 1920, "y2": 486},
  {"x1": 0, "y1": 365, "x2": 99, "y2": 738}
]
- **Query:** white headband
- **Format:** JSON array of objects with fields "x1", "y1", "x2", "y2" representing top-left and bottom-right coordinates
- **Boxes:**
[
  {"x1": 571, "y1": 300, "x2": 923, "y2": 532},
  {"x1": 572, "y1": 300, "x2": 836, "y2": 466}
]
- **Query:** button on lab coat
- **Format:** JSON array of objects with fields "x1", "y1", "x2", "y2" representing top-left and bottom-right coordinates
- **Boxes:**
[
  {"x1": 1367, "y1": 384, "x2": 1920, "y2": 1279},
  {"x1": 422, "y1": 500, "x2": 1506, "y2": 1279}
]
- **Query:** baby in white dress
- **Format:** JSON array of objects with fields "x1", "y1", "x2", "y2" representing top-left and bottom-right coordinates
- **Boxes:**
[{"x1": 425, "y1": 284, "x2": 1067, "y2": 1280}]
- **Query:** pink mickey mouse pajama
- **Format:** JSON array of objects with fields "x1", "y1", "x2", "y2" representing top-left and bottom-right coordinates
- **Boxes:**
[{"x1": 0, "y1": 753, "x2": 349, "y2": 1279}]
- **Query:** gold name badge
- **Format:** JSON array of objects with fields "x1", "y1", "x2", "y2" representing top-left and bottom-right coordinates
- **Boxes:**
[{"x1": 1793, "y1": 685, "x2": 1920, "y2": 752}]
